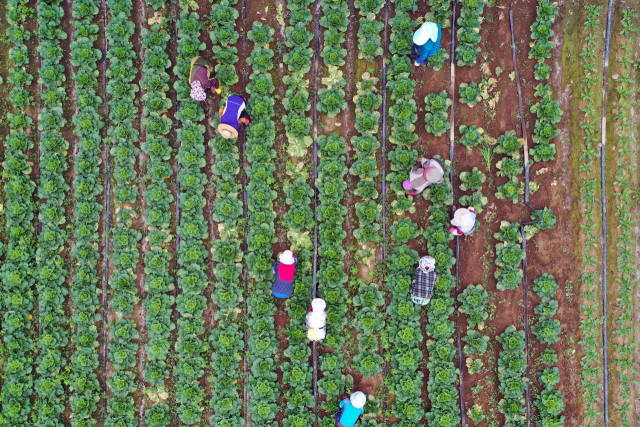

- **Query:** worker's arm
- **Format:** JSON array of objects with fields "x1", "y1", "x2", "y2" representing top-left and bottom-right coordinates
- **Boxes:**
[
  {"x1": 219, "y1": 108, "x2": 223, "y2": 120},
  {"x1": 339, "y1": 399, "x2": 345, "y2": 408}
]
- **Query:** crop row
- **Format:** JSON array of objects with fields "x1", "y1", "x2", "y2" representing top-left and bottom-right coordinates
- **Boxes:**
[
  {"x1": 456, "y1": 0, "x2": 486, "y2": 67},
  {"x1": 281, "y1": 1, "x2": 315, "y2": 419},
  {"x1": 424, "y1": 90, "x2": 451, "y2": 138},
  {"x1": 458, "y1": 167, "x2": 488, "y2": 212},
  {"x1": 317, "y1": 0, "x2": 348, "y2": 118},
  {"x1": 2, "y1": 0, "x2": 38, "y2": 423},
  {"x1": 174, "y1": 7, "x2": 209, "y2": 424},
  {"x1": 244, "y1": 21, "x2": 280, "y2": 427},
  {"x1": 355, "y1": 0, "x2": 384, "y2": 61},
  {"x1": 210, "y1": 0, "x2": 240, "y2": 92},
  {"x1": 105, "y1": 0, "x2": 142, "y2": 424},
  {"x1": 497, "y1": 326, "x2": 527, "y2": 423},
  {"x1": 609, "y1": 9, "x2": 638, "y2": 427},
  {"x1": 69, "y1": 0, "x2": 105, "y2": 424},
  {"x1": 36, "y1": 0, "x2": 73, "y2": 421},
  {"x1": 576, "y1": 7, "x2": 604, "y2": 425},
  {"x1": 528, "y1": 0, "x2": 560, "y2": 163},
  {"x1": 532, "y1": 274, "x2": 565, "y2": 425},
  {"x1": 384, "y1": 1, "x2": 425, "y2": 424},
  {"x1": 139, "y1": 0, "x2": 175, "y2": 424}
]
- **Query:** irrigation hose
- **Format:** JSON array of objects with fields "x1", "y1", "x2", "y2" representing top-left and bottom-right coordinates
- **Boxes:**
[
  {"x1": 446, "y1": 3, "x2": 468, "y2": 427},
  {"x1": 242, "y1": 0, "x2": 250, "y2": 424},
  {"x1": 599, "y1": 1, "x2": 615, "y2": 425},
  {"x1": 312, "y1": 1, "x2": 322, "y2": 423}
]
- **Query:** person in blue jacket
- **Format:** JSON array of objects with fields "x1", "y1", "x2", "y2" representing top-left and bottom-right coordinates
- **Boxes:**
[
  {"x1": 411, "y1": 22, "x2": 442, "y2": 67},
  {"x1": 335, "y1": 391, "x2": 366, "y2": 427}
]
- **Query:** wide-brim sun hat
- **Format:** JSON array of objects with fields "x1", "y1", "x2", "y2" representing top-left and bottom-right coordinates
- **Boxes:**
[
  {"x1": 279, "y1": 250, "x2": 295, "y2": 265},
  {"x1": 350, "y1": 391, "x2": 367, "y2": 409},
  {"x1": 311, "y1": 298, "x2": 326, "y2": 312},
  {"x1": 413, "y1": 22, "x2": 439, "y2": 45},
  {"x1": 424, "y1": 159, "x2": 445, "y2": 184},
  {"x1": 451, "y1": 208, "x2": 474, "y2": 229},
  {"x1": 403, "y1": 180, "x2": 413, "y2": 191},
  {"x1": 218, "y1": 123, "x2": 238, "y2": 139}
]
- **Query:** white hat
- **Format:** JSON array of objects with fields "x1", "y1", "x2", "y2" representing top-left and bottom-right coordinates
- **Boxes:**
[
  {"x1": 350, "y1": 391, "x2": 366, "y2": 409},
  {"x1": 451, "y1": 208, "x2": 475, "y2": 230},
  {"x1": 419, "y1": 256, "x2": 435, "y2": 273},
  {"x1": 279, "y1": 250, "x2": 295, "y2": 265},
  {"x1": 413, "y1": 22, "x2": 439, "y2": 45},
  {"x1": 311, "y1": 298, "x2": 326, "y2": 313}
]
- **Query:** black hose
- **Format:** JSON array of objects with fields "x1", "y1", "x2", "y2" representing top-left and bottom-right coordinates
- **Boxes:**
[
  {"x1": 242, "y1": 0, "x2": 250, "y2": 423},
  {"x1": 599, "y1": 1, "x2": 614, "y2": 426}
]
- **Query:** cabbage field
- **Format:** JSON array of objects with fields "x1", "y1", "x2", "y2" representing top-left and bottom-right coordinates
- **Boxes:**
[{"x1": 0, "y1": 0, "x2": 638, "y2": 426}]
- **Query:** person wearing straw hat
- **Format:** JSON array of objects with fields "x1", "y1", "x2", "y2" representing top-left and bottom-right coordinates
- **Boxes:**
[
  {"x1": 306, "y1": 298, "x2": 327, "y2": 342},
  {"x1": 403, "y1": 158, "x2": 445, "y2": 196},
  {"x1": 271, "y1": 250, "x2": 297, "y2": 299},
  {"x1": 410, "y1": 256, "x2": 437, "y2": 305},
  {"x1": 411, "y1": 22, "x2": 442, "y2": 67},
  {"x1": 450, "y1": 207, "x2": 477, "y2": 236},
  {"x1": 217, "y1": 94, "x2": 251, "y2": 139},
  {"x1": 335, "y1": 391, "x2": 366, "y2": 427},
  {"x1": 189, "y1": 56, "x2": 221, "y2": 101}
]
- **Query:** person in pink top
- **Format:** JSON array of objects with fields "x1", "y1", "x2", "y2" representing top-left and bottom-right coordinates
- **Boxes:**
[{"x1": 271, "y1": 250, "x2": 297, "y2": 299}]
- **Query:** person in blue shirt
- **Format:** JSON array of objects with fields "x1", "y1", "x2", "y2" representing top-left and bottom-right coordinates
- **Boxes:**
[
  {"x1": 411, "y1": 22, "x2": 442, "y2": 67},
  {"x1": 335, "y1": 391, "x2": 366, "y2": 427}
]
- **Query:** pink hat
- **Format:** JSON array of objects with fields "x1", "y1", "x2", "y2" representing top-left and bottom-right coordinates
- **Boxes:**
[{"x1": 403, "y1": 180, "x2": 413, "y2": 191}]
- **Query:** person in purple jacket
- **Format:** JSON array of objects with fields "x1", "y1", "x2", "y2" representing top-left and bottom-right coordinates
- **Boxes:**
[{"x1": 217, "y1": 95, "x2": 251, "y2": 139}]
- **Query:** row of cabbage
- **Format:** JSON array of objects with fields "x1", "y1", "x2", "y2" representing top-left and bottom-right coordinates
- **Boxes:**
[
  {"x1": 528, "y1": 0, "x2": 560, "y2": 164},
  {"x1": 139, "y1": 1, "x2": 176, "y2": 424},
  {"x1": 609, "y1": 9, "x2": 638, "y2": 427},
  {"x1": 35, "y1": 0, "x2": 72, "y2": 421},
  {"x1": 315, "y1": 0, "x2": 350, "y2": 416},
  {"x1": 174, "y1": 8, "x2": 210, "y2": 424},
  {"x1": 575, "y1": 7, "x2": 604, "y2": 426},
  {"x1": 34, "y1": 0, "x2": 72, "y2": 422},
  {"x1": 208, "y1": 0, "x2": 245, "y2": 424},
  {"x1": 280, "y1": 3, "x2": 315, "y2": 420},
  {"x1": 496, "y1": 326, "x2": 527, "y2": 423},
  {"x1": 532, "y1": 274, "x2": 565, "y2": 425},
  {"x1": 2, "y1": 0, "x2": 38, "y2": 423},
  {"x1": 384, "y1": 1, "x2": 424, "y2": 423},
  {"x1": 456, "y1": 0, "x2": 486, "y2": 67},
  {"x1": 105, "y1": 0, "x2": 143, "y2": 424},
  {"x1": 244, "y1": 21, "x2": 281, "y2": 426},
  {"x1": 210, "y1": 0, "x2": 240, "y2": 92},
  {"x1": 69, "y1": 0, "x2": 105, "y2": 423}
]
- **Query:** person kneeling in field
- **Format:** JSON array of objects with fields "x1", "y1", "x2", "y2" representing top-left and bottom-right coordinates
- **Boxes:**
[
  {"x1": 189, "y1": 56, "x2": 221, "y2": 101},
  {"x1": 410, "y1": 256, "x2": 437, "y2": 305},
  {"x1": 403, "y1": 157, "x2": 445, "y2": 196},
  {"x1": 306, "y1": 298, "x2": 327, "y2": 342},
  {"x1": 217, "y1": 95, "x2": 251, "y2": 139},
  {"x1": 335, "y1": 392, "x2": 366, "y2": 427},
  {"x1": 271, "y1": 250, "x2": 297, "y2": 299},
  {"x1": 411, "y1": 22, "x2": 442, "y2": 67},
  {"x1": 450, "y1": 206, "x2": 476, "y2": 236}
]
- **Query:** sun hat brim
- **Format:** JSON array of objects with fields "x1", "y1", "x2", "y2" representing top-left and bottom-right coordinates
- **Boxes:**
[
  {"x1": 218, "y1": 123, "x2": 238, "y2": 139},
  {"x1": 413, "y1": 22, "x2": 438, "y2": 45}
]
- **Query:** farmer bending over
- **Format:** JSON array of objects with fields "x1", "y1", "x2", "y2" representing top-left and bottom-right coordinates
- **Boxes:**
[
  {"x1": 403, "y1": 158, "x2": 445, "y2": 196},
  {"x1": 411, "y1": 22, "x2": 442, "y2": 67},
  {"x1": 450, "y1": 207, "x2": 476, "y2": 236},
  {"x1": 189, "y1": 56, "x2": 221, "y2": 101},
  {"x1": 335, "y1": 392, "x2": 366, "y2": 427},
  {"x1": 271, "y1": 250, "x2": 297, "y2": 299},
  {"x1": 306, "y1": 298, "x2": 327, "y2": 342},
  {"x1": 410, "y1": 256, "x2": 437, "y2": 305},
  {"x1": 217, "y1": 95, "x2": 251, "y2": 139}
]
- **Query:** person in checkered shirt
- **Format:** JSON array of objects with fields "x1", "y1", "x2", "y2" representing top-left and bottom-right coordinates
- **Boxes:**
[{"x1": 410, "y1": 256, "x2": 437, "y2": 305}]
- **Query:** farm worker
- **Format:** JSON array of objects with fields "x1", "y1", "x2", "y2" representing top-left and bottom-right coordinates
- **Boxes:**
[
  {"x1": 306, "y1": 298, "x2": 327, "y2": 342},
  {"x1": 335, "y1": 392, "x2": 366, "y2": 427},
  {"x1": 402, "y1": 158, "x2": 445, "y2": 196},
  {"x1": 189, "y1": 56, "x2": 221, "y2": 101},
  {"x1": 450, "y1": 207, "x2": 476, "y2": 236},
  {"x1": 411, "y1": 22, "x2": 442, "y2": 67},
  {"x1": 271, "y1": 250, "x2": 297, "y2": 299},
  {"x1": 217, "y1": 95, "x2": 251, "y2": 139},
  {"x1": 410, "y1": 256, "x2": 437, "y2": 305}
]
